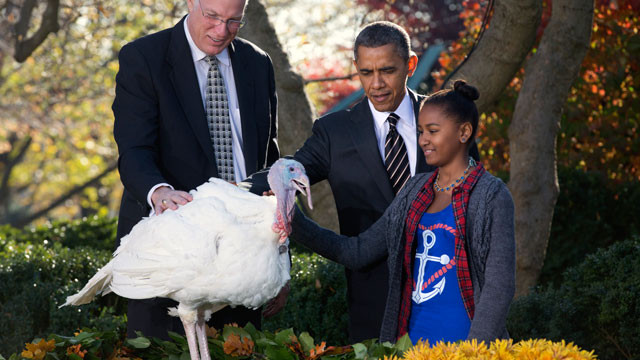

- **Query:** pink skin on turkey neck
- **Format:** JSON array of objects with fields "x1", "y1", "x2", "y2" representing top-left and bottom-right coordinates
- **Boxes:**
[{"x1": 268, "y1": 161, "x2": 312, "y2": 243}]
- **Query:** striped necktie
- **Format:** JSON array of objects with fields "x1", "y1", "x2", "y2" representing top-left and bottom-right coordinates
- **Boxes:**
[
  {"x1": 205, "y1": 55, "x2": 235, "y2": 182},
  {"x1": 385, "y1": 113, "x2": 410, "y2": 194}
]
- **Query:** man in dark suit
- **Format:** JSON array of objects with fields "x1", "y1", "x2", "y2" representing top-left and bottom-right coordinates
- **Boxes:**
[
  {"x1": 112, "y1": 0, "x2": 282, "y2": 340},
  {"x1": 274, "y1": 22, "x2": 477, "y2": 342},
  {"x1": 291, "y1": 22, "x2": 430, "y2": 342}
]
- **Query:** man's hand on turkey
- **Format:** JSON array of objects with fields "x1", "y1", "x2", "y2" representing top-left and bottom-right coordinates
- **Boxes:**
[{"x1": 152, "y1": 186, "x2": 193, "y2": 214}]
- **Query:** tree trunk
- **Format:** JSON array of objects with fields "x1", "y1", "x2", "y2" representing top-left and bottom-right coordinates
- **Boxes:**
[
  {"x1": 508, "y1": 0, "x2": 594, "y2": 297},
  {"x1": 239, "y1": 0, "x2": 339, "y2": 231},
  {"x1": 445, "y1": 0, "x2": 542, "y2": 113}
]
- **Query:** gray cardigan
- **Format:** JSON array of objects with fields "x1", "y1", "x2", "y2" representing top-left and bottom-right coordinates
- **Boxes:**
[{"x1": 290, "y1": 171, "x2": 515, "y2": 343}]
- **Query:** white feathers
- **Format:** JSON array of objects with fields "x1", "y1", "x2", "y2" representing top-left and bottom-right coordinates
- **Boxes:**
[{"x1": 62, "y1": 177, "x2": 290, "y2": 315}]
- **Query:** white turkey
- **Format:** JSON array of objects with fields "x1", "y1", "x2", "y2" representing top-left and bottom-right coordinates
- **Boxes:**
[{"x1": 60, "y1": 158, "x2": 312, "y2": 360}]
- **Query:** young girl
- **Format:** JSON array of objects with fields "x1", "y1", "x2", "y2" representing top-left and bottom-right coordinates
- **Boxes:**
[{"x1": 289, "y1": 80, "x2": 515, "y2": 344}]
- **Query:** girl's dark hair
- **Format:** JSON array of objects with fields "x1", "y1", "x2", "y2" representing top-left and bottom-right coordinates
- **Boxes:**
[{"x1": 421, "y1": 80, "x2": 480, "y2": 144}]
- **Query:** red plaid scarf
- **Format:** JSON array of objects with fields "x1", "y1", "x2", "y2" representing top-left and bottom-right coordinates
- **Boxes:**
[{"x1": 396, "y1": 163, "x2": 486, "y2": 339}]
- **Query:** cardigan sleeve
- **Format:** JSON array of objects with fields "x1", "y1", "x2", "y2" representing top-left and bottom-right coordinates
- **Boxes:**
[
  {"x1": 467, "y1": 183, "x2": 516, "y2": 342},
  {"x1": 288, "y1": 174, "x2": 429, "y2": 270},
  {"x1": 288, "y1": 205, "x2": 390, "y2": 270},
  {"x1": 287, "y1": 176, "x2": 424, "y2": 270}
]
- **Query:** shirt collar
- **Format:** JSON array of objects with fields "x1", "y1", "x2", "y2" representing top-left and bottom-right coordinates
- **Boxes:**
[
  {"x1": 183, "y1": 15, "x2": 231, "y2": 67},
  {"x1": 368, "y1": 91, "x2": 415, "y2": 129}
]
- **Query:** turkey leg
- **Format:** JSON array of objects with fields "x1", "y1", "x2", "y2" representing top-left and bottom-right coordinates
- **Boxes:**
[
  {"x1": 195, "y1": 310, "x2": 211, "y2": 360},
  {"x1": 181, "y1": 317, "x2": 200, "y2": 360}
]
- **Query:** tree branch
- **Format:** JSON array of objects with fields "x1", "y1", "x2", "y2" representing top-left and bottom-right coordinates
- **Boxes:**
[
  {"x1": 11, "y1": 161, "x2": 117, "y2": 227},
  {"x1": 13, "y1": 0, "x2": 60, "y2": 62},
  {"x1": 600, "y1": 327, "x2": 632, "y2": 359},
  {"x1": 304, "y1": 73, "x2": 358, "y2": 84},
  {"x1": 444, "y1": 0, "x2": 542, "y2": 113}
]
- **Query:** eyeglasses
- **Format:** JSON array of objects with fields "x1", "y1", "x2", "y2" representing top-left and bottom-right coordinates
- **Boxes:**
[{"x1": 198, "y1": 1, "x2": 245, "y2": 32}]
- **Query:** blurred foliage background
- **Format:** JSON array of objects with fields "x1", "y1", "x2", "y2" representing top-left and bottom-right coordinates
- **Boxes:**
[
  {"x1": 0, "y1": 1, "x2": 187, "y2": 227},
  {"x1": 1, "y1": 0, "x2": 637, "y2": 226}
]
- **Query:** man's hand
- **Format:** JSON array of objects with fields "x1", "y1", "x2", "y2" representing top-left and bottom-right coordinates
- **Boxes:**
[
  {"x1": 262, "y1": 190, "x2": 274, "y2": 196},
  {"x1": 151, "y1": 186, "x2": 193, "y2": 215},
  {"x1": 262, "y1": 281, "x2": 290, "y2": 318}
]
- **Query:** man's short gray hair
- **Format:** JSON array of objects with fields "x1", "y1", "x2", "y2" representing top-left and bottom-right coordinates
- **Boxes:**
[{"x1": 354, "y1": 21, "x2": 411, "y2": 62}]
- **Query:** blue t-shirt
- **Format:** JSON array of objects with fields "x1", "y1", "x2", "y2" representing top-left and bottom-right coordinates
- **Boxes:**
[{"x1": 408, "y1": 203, "x2": 471, "y2": 345}]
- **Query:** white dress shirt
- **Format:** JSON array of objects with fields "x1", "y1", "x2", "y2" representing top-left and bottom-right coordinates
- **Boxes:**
[
  {"x1": 368, "y1": 92, "x2": 417, "y2": 176},
  {"x1": 147, "y1": 16, "x2": 247, "y2": 212}
]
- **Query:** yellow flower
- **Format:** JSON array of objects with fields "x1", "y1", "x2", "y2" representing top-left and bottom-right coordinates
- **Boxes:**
[
  {"x1": 393, "y1": 338, "x2": 596, "y2": 360},
  {"x1": 459, "y1": 338, "x2": 489, "y2": 358},
  {"x1": 489, "y1": 338, "x2": 514, "y2": 360},
  {"x1": 401, "y1": 340, "x2": 431, "y2": 360},
  {"x1": 21, "y1": 339, "x2": 56, "y2": 360}
]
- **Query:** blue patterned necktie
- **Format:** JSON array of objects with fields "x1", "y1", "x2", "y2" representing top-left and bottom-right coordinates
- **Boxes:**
[
  {"x1": 205, "y1": 56, "x2": 235, "y2": 182},
  {"x1": 385, "y1": 113, "x2": 410, "y2": 194}
]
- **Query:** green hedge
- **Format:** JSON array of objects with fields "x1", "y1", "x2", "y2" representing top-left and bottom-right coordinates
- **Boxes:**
[
  {"x1": 540, "y1": 167, "x2": 640, "y2": 286},
  {"x1": 507, "y1": 237, "x2": 640, "y2": 360},
  {"x1": 263, "y1": 251, "x2": 348, "y2": 346},
  {"x1": 0, "y1": 237, "x2": 126, "y2": 356},
  {"x1": 0, "y1": 216, "x2": 117, "y2": 252}
]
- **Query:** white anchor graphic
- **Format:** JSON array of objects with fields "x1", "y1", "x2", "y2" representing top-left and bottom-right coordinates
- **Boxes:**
[{"x1": 412, "y1": 229, "x2": 450, "y2": 304}]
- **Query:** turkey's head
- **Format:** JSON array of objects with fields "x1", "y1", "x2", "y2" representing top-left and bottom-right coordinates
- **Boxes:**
[{"x1": 268, "y1": 158, "x2": 312, "y2": 243}]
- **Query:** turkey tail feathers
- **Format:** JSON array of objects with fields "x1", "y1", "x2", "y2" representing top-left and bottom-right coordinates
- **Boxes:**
[{"x1": 59, "y1": 262, "x2": 113, "y2": 308}]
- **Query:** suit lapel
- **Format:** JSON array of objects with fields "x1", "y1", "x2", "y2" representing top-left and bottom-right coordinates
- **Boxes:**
[
  {"x1": 229, "y1": 41, "x2": 258, "y2": 175},
  {"x1": 166, "y1": 17, "x2": 218, "y2": 173},
  {"x1": 347, "y1": 99, "x2": 395, "y2": 204}
]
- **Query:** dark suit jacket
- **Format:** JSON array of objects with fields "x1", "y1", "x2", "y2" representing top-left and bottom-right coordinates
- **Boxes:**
[
  {"x1": 293, "y1": 90, "x2": 435, "y2": 342},
  {"x1": 111, "y1": 17, "x2": 279, "y2": 338}
]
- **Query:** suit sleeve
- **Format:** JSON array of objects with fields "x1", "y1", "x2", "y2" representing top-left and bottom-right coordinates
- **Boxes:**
[
  {"x1": 112, "y1": 43, "x2": 166, "y2": 205},
  {"x1": 241, "y1": 114, "x2": 331, "y2": 194},
  {"x1": 293, "y1": 118, "x2": 332, "y2": 185},
  {"x1": 467, "y1": 184, "x2": 516, "y2": 341}
]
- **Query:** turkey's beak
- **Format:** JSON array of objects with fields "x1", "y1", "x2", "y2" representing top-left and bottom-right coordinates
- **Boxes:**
[{"x1": 292, "y1": 175, "x2": 312, "y2": 210}]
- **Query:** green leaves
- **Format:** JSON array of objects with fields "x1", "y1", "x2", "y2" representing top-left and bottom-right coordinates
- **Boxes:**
[
  {"x1": 7, "y1": 322, "x2": 598, "y2": 360},
  {"x1": 394, "y1": 334, "x2": 412, "y2": 354},
  {"x1": 299, "y1": 332, "x2": 315, "y2": 352},
  {"x1": 125, "y1": 336, "x2": 151, "y2": 349},
  {"x1": 274, "y1": 328, "x2": 296, "y2": 345},
  {"x1": 352, "y1": 343, "x2": 368, "y2": 359}
]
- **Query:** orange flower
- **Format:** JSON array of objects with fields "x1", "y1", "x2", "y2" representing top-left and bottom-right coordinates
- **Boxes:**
[
  {"x1": 21, "y1": 339, "x2": 56, "y2": 360},
  {"x1": 205, "y1": 324, "x2": 219, "y2": 339},
  {"x1": 222, "y1": 333, "x2": 254, "y2": 357},
  {"x1": 67, "y1": 344, "x2": 88, "y2": 358}
]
